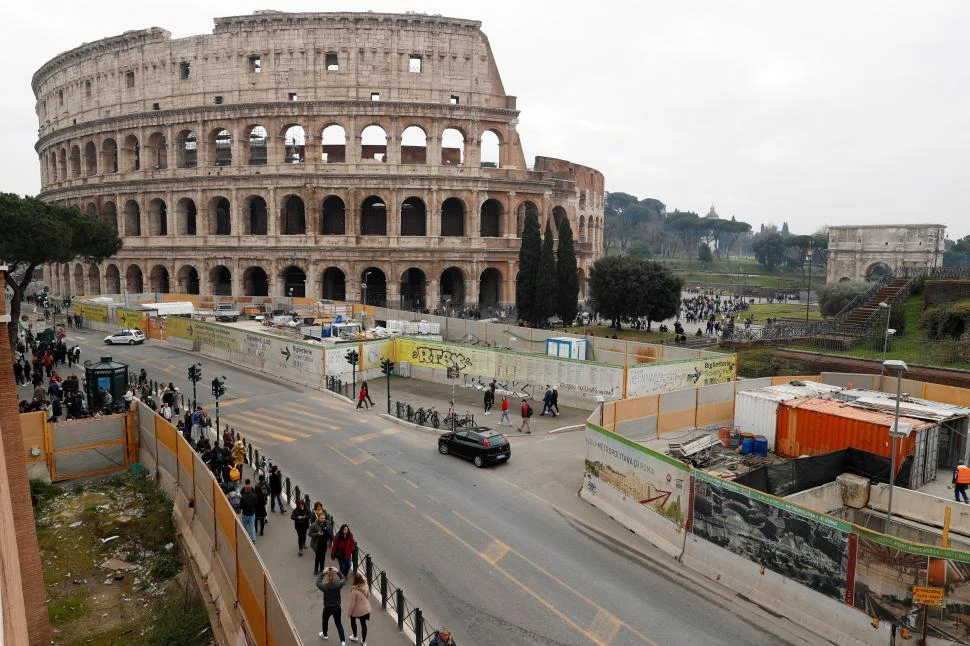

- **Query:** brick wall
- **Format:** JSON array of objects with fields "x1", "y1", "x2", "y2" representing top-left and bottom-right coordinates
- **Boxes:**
[{"x1": 924, "y1": 280, "x2": 970, "y2": 308}]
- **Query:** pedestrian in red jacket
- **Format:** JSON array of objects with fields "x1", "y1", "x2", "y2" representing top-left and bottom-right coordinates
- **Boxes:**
[{"x1": 331, "y1": 524, "x2": 357, "y2": 577}]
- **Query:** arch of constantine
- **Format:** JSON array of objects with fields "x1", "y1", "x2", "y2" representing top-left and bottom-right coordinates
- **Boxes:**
[{"x1": 826, "y1": 224, "x2": 946, "y2": 283}]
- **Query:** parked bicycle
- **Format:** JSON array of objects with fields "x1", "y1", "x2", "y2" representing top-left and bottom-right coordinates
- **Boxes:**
[{"x1": 444, "y1": 409, "x2": 476, "y2": 429}]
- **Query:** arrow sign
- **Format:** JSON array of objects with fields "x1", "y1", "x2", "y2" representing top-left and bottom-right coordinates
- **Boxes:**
[
  {"x1": 640, "y1": 488, "x2": 672, "y2": 508},
  {"x1": 687, "y1": 367, "x2": 702, "y2": 384},
  {"x1": 186, "y1": 324, "x2": 194, "y2": 336},
  {"x1": 281, "y1": 346, "x2": 291, "y2": 361}
]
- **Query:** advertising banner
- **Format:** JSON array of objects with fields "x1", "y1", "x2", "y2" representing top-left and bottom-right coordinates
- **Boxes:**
[
  {"x1": 263, "y1": 336, "x2": 323, "y2": 387},
  {"x1": 73, "y1": 301, "x2": 109, "y2": 324},
  {"x1": 627, "y1": 356, "x2": 736, "y2": 397},
  {"x1": 117, "y1": 308, "x2": 147, "y2": 330},
  {"x1": 166, "y1": 317, "x2": 240, "y2": 353},
  {"x1": 583, "y1": 424, "x2": 689, "y2": 526}
]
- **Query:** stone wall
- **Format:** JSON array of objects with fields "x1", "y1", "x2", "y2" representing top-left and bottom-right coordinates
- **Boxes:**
[{"x1": 924, "y1": 280, "x2": 970, "y2": 308}]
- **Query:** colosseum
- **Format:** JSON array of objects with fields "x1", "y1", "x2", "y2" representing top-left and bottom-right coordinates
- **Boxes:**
[{"x1": 32, "y1": 10, "x2": 604, "y2": 312}]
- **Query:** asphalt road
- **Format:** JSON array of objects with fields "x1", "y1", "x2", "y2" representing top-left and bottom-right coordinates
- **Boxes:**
[{"x1": 53, "y1": 328, "x2": 803, "y2": 646}]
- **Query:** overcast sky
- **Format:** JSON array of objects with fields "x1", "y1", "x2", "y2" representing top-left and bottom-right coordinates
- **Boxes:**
[{"x1": 4, "y1": 1, "x2": 969, "y2": 240}]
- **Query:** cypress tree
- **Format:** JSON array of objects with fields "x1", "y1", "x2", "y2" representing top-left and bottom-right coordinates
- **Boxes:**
[
  {"x1": 516, "y1": 208, "x2": 542, "y2": 324},
  {"x1": 555, "y1": 217, "x2": 580, "y2": 326},
  {"x1": 534, "y1": 221, "x2": 559, "y2": 325}
]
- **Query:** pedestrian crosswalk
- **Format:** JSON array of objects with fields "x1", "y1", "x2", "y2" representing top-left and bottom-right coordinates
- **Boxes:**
[{"x1": 220, "y1": 399, "x2": 390, "y2": 447}]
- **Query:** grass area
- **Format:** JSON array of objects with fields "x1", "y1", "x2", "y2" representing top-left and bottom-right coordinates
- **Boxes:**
[{"x1": 745, "y1": 302, "x2": 824, "y2": 321}]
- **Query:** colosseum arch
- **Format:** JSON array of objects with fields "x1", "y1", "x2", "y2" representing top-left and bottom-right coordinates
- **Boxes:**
[
  {"x1": 60, "y1": 265, "x2": 70, "y2": 295},
  {"x1": 361, "y1": 196, "x2": 387, "y2": 235},
  {"x1": 123, "y1": 200, "x2": 141, "y2": 236},
  {"x1": 104, "y1": 264, "x2": 121, "y2": 294},
  {"x1": 578, "y1": 215, "x2": 586, "y2": 242},
  {"x1": 148, "y1": 198, "x2": 168, "y2": 236},
  {"x1": 321, "y1": 195, "x2": 346, "y2": 235},
  {"x1": 176, "y1": 265, "x2": 200, "y2": 294},
  {"x1": 58, "y1": 148, "x2": 67, "y2": 179},
  {"x1": 552, "y1": 206, "x2": 567, "y2": 236},
  {"x1": 85, "y1": 202, "x2": 98, "y2": 218},
  {"x1": 282, "y1": 265, "x2": 307, "y2": 297},
  {"x1": 361, "y1": 267, "x2": 386, "y2": 306},
  {"x1": 149, "y1": 265, "x2": 170, "y2": 293},
  {"x1": 244, "y1": 195, "x2": 267, "y2": 235},
  {"x1": 209, "y1": 265, "x2": 232, "y2": 296},
  {"x1": 441, "y1": 197, "x2": 465, "y2": 236},
  {"x1": 281, "y1": 195, "x2": 306, "y2": 235},
  {"x1": 480, "y1": 130, "x2": 501, "y2": 168},
  {"x1": 212, "y1": 128, "x2": 232, "y2": 166},
  {"x1": 102, "y1": 201, "x2": 118, "y2": 230},
  {"x1": 84, "y1": 141, "x2": 98, "y2": 176},
  {"x1": 147, "y1": 132, "x2": 168, "y2": 169},
  {"x1": 400, "y1": 268, "x2": 427, "y2": 310},
  {"x1": 321, "y1": 267, "x2": 346, "y2": 301},
  {"x1": 479, "y1": 268, "x2": 502, "y2": 308},
  {"x1": 440, "y1": 267, "x2": 465, "y2": 309},
  {"x1": 400, "y1": 197, "x2": 427, "y2": 236},
  {"x1": 320, "y1": 124, "x2": 346, "y2": 163},
  {"x1": 360, "y1": 125, "x2": 388, "y2": 162},
  {"x1": 243, "y1": 266, "x2": 269, "y2": 296},
  {"x1": 208, "y1": 196, "x2": 231, "y2": 235},
  {"x1": 577, "y1": 268, "x2": 587, "y2": 300},
  {"x1": 246, "y1": 125, "x2": 268, "y2": 165},
  {"x1": 441, "y1": 127, "x2": 465, "y2": 165},
  {"x1": 175, "y1": 198, "x2": 197, "y2": 235},
  {"x1": 122, "y1": 134, "x2": 140, "y2": 171},
  {"x1": 401, "y1": 125, "x2": 427, "y2": 164},
  {"x1": 282, "y1": 124, "x2": 306, "y2": 164},
  {"x1": 48, "y1": 152, "x2": 57, "y2": 182},
  {"x1": 87, "y1": 264, "x2": 101, "y2": 295},
  {"x1": 479, "y1": 199, "x2": 503, "y2": 237},
  {"x1": 516, "y1": 201, "x2": 539, "y2": 235},
  {"x1": 102, "y1": 138, "x2": 118, "y2": 173},
  {"x1": 176, "y1": 130, "x2": 197, "y2": 168},
  {"x1": 125, "y1": 265, "x2": 144, "y2": 293},
  {"x1": 73, "y1": 264, "x2": 86, "y2": 295},
  {"x1": 69, "y1": 145, "x2": 81, "y2": 177}
]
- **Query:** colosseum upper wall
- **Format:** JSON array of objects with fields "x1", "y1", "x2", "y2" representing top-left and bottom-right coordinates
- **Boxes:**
[{"x1": 33, "y1": 11, "x2": 604, "y2": 313}]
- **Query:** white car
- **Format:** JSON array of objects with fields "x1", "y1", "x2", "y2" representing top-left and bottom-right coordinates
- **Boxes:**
[{"x1": 104, "y1": 329, "x2": 147, "y2": 345}]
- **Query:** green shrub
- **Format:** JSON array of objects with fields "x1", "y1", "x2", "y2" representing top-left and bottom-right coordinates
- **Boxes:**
[
  {"x1": 149, "y1": 552, "x2": 182, "y2": 580},
  {"x1": 144, "y1": 588, "x2": 211, "y2": 646},
  {"x1": 919, "y1": 301, "x2": 970, "y2": 340},
  {"x1": 816, "y1": 281, "x2": 869, "y2": 317}
]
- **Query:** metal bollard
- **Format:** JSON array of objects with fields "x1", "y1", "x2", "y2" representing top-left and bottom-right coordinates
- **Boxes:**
[
  {"x1": 365, "y1": 554, "x2": 373, "y2": 588},
  {"x1": 414, "y1": 609, "x2": 423, "y2": 646},
  {"x1": 396, "y1": 588, "x2": 405, "y2": 631},
  {"x1": 248, "y1": 444, "x2": 253, "y2": 463},
  {"x1": 294, "y1": 485, "x2": 301, "y2": 505},
  {"x1": 285, "y1": 477, "x2": 291, "y2": 503},
  {"x1": 304, "y1": 494, "x2": 311, "y2": 510},
  {"x1": 353, "y1": 545, "x2": 360, "y2": 571},
  {"x1": 381, "y1": 571, "x2": 388, "y2": 609}
]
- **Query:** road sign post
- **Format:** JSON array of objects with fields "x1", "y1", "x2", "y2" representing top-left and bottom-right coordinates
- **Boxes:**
[{"x1": 446, "y1": 366, "x2": 459, "y2": 432}]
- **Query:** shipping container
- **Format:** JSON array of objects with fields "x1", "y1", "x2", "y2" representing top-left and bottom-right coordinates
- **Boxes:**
[
  {"x1": 734, "y1": 382, "x2": 844, "y2": 451},
  {"x1": 776, "y1": 397, "x2": 939, "y2": 488}
]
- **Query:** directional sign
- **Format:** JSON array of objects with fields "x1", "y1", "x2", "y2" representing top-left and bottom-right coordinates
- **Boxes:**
[
  {"x1": 186, "y1": 324, "x2": 194, "y2": 336},
  {"x1": 447, "y1": 366, "x2": 459, "y2": 379},
  {"x1": 912, "y1": 586, "x2": 944, "y2": 606},
  {"x1": 281, "y1": 346, "x2": 291, "y2": 361},
  {"x1": 687, "y1": 367, "x2": 702, "y2": 384}
]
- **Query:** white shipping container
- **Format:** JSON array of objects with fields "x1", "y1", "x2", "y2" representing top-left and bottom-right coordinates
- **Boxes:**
[
  {"x1": 733, "y1": 382, "x2": 844, "y2": 452},
  {"x1": 545, "y1": 337, "x2": 587, "y2": 361}
]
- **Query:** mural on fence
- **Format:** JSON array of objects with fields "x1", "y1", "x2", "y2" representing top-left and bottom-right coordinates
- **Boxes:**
[
  {"x1": 583, "y1": 424, "x2": 689, "y2": 525},
  {"x1": 691, "y1": 472, "x2": 850, "y2": 603},
  {"x1": 626, "y1": 356, "x2": 736, "y2": 398},
  {"x1": 167, "y1": 316, "x2": 240, "y2": 352},
  {"x1": 72, "y1": 301, "x2": 109, "y2": 323}
]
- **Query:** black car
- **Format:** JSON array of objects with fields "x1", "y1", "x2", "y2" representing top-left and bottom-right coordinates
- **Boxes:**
[{"x1": 437, "y1": 427, "x2": 511, "y2": 468}]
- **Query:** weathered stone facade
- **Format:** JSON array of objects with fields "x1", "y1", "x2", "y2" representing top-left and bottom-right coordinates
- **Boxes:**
[
  {"x1": 826, "y1": 224, "x2": 945, "y2": 283},
  {"x1": 33, "y1": 11, "x2": 604, "y2": 309}
]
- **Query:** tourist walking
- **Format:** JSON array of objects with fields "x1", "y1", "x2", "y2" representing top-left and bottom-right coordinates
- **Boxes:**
[
  {"x1": 255, "y1": 474, "x2": 269, "y2": 536},
  {"x1": 331, "y1": 524, "x2": 357, "y2": 578},
  {"x1": 239, "y1": 480, "x2": 258, "y2": 543},
  {"x1": 310, "y1": 502, "x2": 333, "y2": 575},
  {"x1": 269, "y1": 465, "x2": 286, "y2": 514},
  {"x1": 499, "y1": 395, "x2": 511, "y2": 426},
  {"x1": 291, "y1": 499, "x2": 311, "y2": 556},
  {"x1": 347, "y1": 571, "x2": 371, "y2": 645},
  {"x1": 363, "y1": 380, "x2": 374, "y2": 406},
  {"x1": 316, "y1": 567, "x2": 347, "y2": 643},
  {"x1": 430, "y1": 626, "x2": 457, "y2": 646},
  {"x1": 517, "y1": 398, "x2": 533, "y2": 434},
  {"x1": 356, "y1": 383, "x2": 370, "y2": 410}
]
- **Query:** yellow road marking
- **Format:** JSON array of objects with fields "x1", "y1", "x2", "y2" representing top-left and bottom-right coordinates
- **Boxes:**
[
  {"x1": 588, "y1": 609, "x2": 623, "y2": 645},
  {"x1": 383, "y1": 484, "x2": 395, "y2": 494},
  {"x1": 403, "y1": 499, "x2": 416, "y2": 509},
  {"x1": 239, "y1": 410, "x2": 314, "y2": 436},
  {"x1": 384, "y1": 466, "x2": 396, "y2": 476},
  {"x1": 422, "y1": 513, "x2": 605, "y2": 645},
  {"x1": 214, "y1": 396, "x2": 253, "y2": 408},
  {"x1": 365, "y1": 471, "x2": 377, "y2": 479},
  {"x1": 404, "y1": 479, "x2": 419, "y2": 489},
  {"x1": 427, "y1": 495, "x2": 441, "y2": 504},
  {"x1": 481, "y1": 539, "x2": 510, "y2": 565},
  {"x1": 327, "y1": 443, "x2": 373, "y2": 465},
  {"x1": 221, "y1": 421, "x2": 296, "y2": 444},
  {"x1": 349, "y1": 428, "x2": 399, "y2": 444}
]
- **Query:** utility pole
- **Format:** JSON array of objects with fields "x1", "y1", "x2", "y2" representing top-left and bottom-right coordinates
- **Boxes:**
[{"x1": 380, "y1": 358, "x2": 394, "y2": 414}]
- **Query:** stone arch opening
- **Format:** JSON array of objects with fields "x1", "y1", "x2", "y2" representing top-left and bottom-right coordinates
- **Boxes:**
[
  {"x1": 361, "y1": 125, "x2": 387, "y2": 162},
  {"x1": 148, "y1": 198, "x2": 168, "y2": 236},
  {"x1": 176, "y1": 198, "x2": 197, "y2": 235},
  {"x1": 321, "y1": 268, "x2": 346, "y2": 301},
  {"x1": 441, "y1": 128, "x2": 465, "y2": 165},
  {"x1": 87, "y1": 264, "x2": 101, "y2": 296},
  {"x1": 85, "y1": 202, "x2": 98, "y2": 218},
  {"x1": 579, "y1": 215, "x2": 586, "y2": 242},
  {"x1": 176, "y1": 130, "x2": 198, "y2": 168},
  {"x1": 102, "y1": 138, "x2": 118, "y2": 173},
  {"x1": 283, "y1": 124, "x2": 306, "y2": 164},
  {"x1": 48, "y1": 152, "x2": 57, "y2": 181},
  {"x1": 577, "y1": 268, "x2": 587, "y2": 300},
  {"x1": 176, "y1": 265, "x2": 200, "y2": 295},
  {"x1": 69, "y1": 145, "x2": 81, "y2": 177},
  {"x1": 209, "y1": 265, "x2": 232, "y2": 296},
  {"x1": 400, "y1": 197, "x2": 427, "y2": 236},
  {"x1": 283, "y1": 266, "x2": 306, "y2": 297},
  {"x1": 479, "y1": 268, "x2": 502, "y2": 308},
  {"x1": 243, "y1": 266, "x2": 269, "y2": 296},
  {"x1": 105, "y1": 264, "x2": 121, "y2": 294},
  {"x1": 124, "y1": 200, "x2": 141, "y2": 236},
  {"x1": 247, "y1": 125, "x2": 268, "y2": 165},
  {"x1": 122, "y1": 134, "x2": 140, "y2": 171},
  {"x1": 281, "y1": 195, "x2": 306, "y2": 235},
  {"x1": 400, "y1": 268, "x2": 427, "y2": 310},
  {"x1": 866, "y1": 262, "x2": 893, "y2": 281},
  {"x1": 586, "y1": 219, "x2": 593, "y2": 245},
  {"x1": 150, "y1": 265, "x2": 170, "y2": 293},
  {"x1": 73, "y1": 264, "x2": 85, "y2": 295},
  {"x1": 84, "y1": 141, "x2": 97, "y2": 176},
  {"x1": 361, "y1": 196, "x2": 387, "y2": 236},
  {"x1": 321, "y1": 196, "x2": 346, "y2": 235},
  {"x1": 58, "y1": 148, "x2": 67, "y2": 179},
  {"x1": 212, "y1": 128, "x2": 232, "y2": 166},
  {"x1": 208, "y1": 196, "x2": 231, "y2": 235},
  {"x1": 552, "y1": 206, "x2": 567, "y2": 236},
  {"x1": 147, "y1": 132, "x2": 168, "y2": 169},
  {"x1": 440, "y1": 267, "x2": 465, "y2": 309},
  {"x1": 516, "y1": 201, "x2": 539, "y2": 235},
  {"x1": 102, "y1": 201, "x2": 117, "y2": 231},
  {"x1": 321, "y1": 124, "x2": 346, "y2": 163},
  {"x1": 244, "y1": 195, "x2": 267, "y2": 235},
  {"x1": 838, "y1": 276, "x2": 852, "y2": 283},
  {"x1": 480, "y1": 199, "x2": 503, "y2": 237},
  {"x1": 361, "y1": 268, "x2": 386, "y2": 306},
  {"x1": 480, "y1": 130, "x2": 500, "y2": 168},
  {"x1": 125, "y1": 265, "x2": 144, "y2": 293},
  {"x1": 441, "y1": 197, "x2": 465, "y2": 237},
  {"x1": 401, "y1": 125, "x2": 427, "y2": 164}
]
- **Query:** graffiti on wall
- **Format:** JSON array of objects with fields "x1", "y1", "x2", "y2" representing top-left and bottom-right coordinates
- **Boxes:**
[{"x1": 627, "y1": 356, "x2": 736, "y2": 397}]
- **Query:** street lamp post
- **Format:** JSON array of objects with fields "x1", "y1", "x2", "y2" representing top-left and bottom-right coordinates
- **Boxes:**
[
  {"x1": 883, "y1": 359, "x2": 909, "y2": 533},
  {"x1": 361, "y1": 271, "x2": 372, "y2": 306},
  {"x1": 878, "y1": 302, "x2": 895, "y2": 389},
  {"x1": 804, "y1": 244, "x2": 814, "y2": 324}
]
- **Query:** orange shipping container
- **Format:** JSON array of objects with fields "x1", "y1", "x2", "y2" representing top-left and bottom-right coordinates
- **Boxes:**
[{"x1": 776, "y1": 398, "x2": 933, "y2": 467}]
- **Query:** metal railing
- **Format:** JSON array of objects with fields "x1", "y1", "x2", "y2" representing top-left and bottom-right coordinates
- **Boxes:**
[
  {"x1": 325, "y1": 375, "x2": 353, "y2": 399},
  {"x1": 832, "y1": 273, "x2": 892, "y2": 323}
]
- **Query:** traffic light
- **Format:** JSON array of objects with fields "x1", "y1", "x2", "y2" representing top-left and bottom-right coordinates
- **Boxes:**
[
  {"x1": 345, "y1": 349, "x2": 359, "y2": 366},
  {"x1": 380, "y1": 359, "x2": 394, "y2": 375},
  {"x1": 187, "y1": 363, "x2": 202, "y2": 382},
  {"x1": 211, "y1": 376, "x2": 226, "y2": 398}
]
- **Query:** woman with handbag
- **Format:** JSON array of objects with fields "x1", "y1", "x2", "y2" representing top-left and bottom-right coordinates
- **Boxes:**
[
  {"x1": 331, "y1": 524, "x2": 357, "y2": 578},
  {"x1": 309, "y1": 503, "x2": 333, "y2": 575},
  {"x1": 347, "y1": 571, "x2": 371, "y2": 645}
]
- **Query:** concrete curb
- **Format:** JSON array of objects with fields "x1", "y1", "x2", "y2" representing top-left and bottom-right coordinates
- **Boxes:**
[
  {"x1": 380, "y1": 412, "x2": 446, "y2": 435},
  {"x1": 547, "y1": 424, "x2": 584, "y2": 434}
]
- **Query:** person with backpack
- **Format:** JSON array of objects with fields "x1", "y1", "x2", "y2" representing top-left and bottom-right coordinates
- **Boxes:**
[
  {"x1": 517, "y1": 398, "x2": 533, "y2": 434},
  {"x1": 255, "y1": 474, "x2": 270, "y2": 536},
  {"x1": 269, "y1": 465, "x2": 286, "y2": 514}
]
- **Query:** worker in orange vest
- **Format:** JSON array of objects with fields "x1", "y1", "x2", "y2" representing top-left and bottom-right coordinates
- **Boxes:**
[{"x1": 950, "y1": 461, "x2": 970, "y2": 503}]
